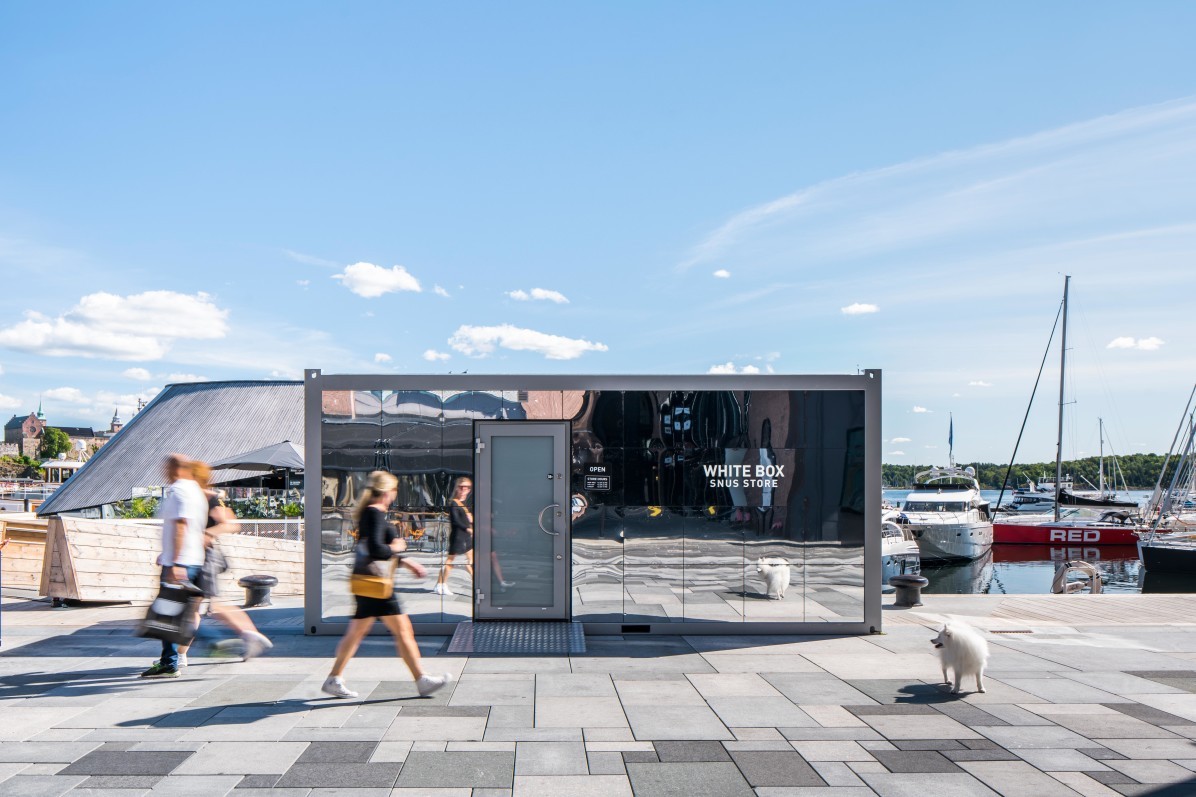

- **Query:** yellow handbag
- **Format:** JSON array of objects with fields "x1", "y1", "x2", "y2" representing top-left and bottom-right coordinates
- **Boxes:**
[{"x1": 349, "y1": 556, "x2": 398, "y2": 599}]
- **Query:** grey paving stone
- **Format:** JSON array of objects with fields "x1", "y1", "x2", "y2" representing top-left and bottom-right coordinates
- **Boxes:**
[
  {"x1": 625, "y1": 762, "x2": 754, "y2": 797},
  {"x1": 727, "y1": 751, "x2": 824, "y2": 787},
  {"x1": 1106, "y1": 702, "x2": 1196, "y2": 727},
  {"x1": 974, "y1": 725, "x2": 1094, "y2": 749},
  {"x1": 892, "y1": 739, "x2": 965, "y2": 750},
  {"x1": 858, "y1": 771, "x2": 1001, "y2": 796},
  {"x1": 705, "y1": 697, "x2": 815, "y2": 728},
  {"x1": 957, "y1": 760, "x2": 1086, "y2": 796},
  {"x1": 235, "y1": 774, "x2": 281, "y2": 788},
  {"x1": 1126, "y1": 671, "x2": 1196, "y2": 692},
  {"x1": 1013, "y1": 747, "x2": 1111, "y2": 771},
  {"x1": 962, "y1": 740, "x2": 1002, "y2": 750},
  {"x1": 1106, "y1": 758, "x2": 1196, "y2": 784},
  {"x1": 78, "y1": 775, "x2": 162, "y2": 788},
  {"x1": 274, "y1": 762, "x2": 401, "y2": 788},
  {"x1": 147, "y1": 775, "x2": 258, "y2": 796},
  {"x1": 60, "y1": 752, "x2": 192, "y2": 776},
  {"x1": 1078, "y1": 746, "x2": 1128, "y2": 760},
  {"x1": 586, "y1": 751, "x2": 626, "y2": 775},
  {"x1": 942, "y1": 750, "x2": 1021, "y2": 762},
  {"x1": 511, "y1": 774, "x2": 632, "y2": 795},
  {"x1": 779, "y1": 728, "x2": 885, "y2": 741},
  {"x1": 622, "y1": 705, "x2": 732, "y2": 741},
  {"x1": 761, "y1": 674, "x2": 879, "y2": 706},
  {"x1": 391, "y1": 751, "x2": 514, "y2": 788},
  {"x1": 0, "y1": 775, "x2": 87, "y2": 797},
  {"x1": 932, "y1": 702, "x2": 1011, "y2": 727},
  {"x1": 844, "y1": 704, "x2": 939, "y2": 716},
  {"x1": 1095, "y1": 737, "x2": 1196, "y2": 759},
  {"x1": 514, "y1": 742, "x2": 588, "y2": 776},
  {"x1": 1087, "y1": 769, "x2": 1140, "y2": 785},
  {"x1": 1048, "y1": 712, "x2": 1182, "y2": 739},
  {"x1": 621, "y1": 751, "x2": 659, "y2": 763},
  {"x1": 397, "y1": 705, "x2": 489, "y2": 717},
  {"x1": 0, "y1": 743, "x2": 103, "y2": 763},
  {"x1": 652, "y1": 741, "x2": 732, "y2": 762},
  {"x1": 295, "y1": 742, "x2": 376, "y2": 764},
  {"x1": 870, "y1": 750, "x2": 961, "y2": 773}
]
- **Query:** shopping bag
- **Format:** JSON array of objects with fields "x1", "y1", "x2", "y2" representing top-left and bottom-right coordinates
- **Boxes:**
[
  {"x1": 349, "y1": 556, "x2": 398, "y2": 599},
  {"x1": 137, "y1": 581, "x2": 203, "y2": 645}
]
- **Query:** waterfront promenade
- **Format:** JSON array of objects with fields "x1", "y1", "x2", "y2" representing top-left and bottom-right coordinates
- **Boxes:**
[{"x1": 2, "y1": 592, "x2": 1196, "y2": 796}]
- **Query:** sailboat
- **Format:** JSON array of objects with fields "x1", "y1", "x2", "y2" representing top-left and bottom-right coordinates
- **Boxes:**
[
  {"x1": 1057, "y1": 419, "x2": 1137, "y2": 508},
  {"x1": 993, "y1": 276, "x2": 1141, "y2": 545},
  {"x1": 1137, "y1": 387, "x2": 1196, "y2": 573}
]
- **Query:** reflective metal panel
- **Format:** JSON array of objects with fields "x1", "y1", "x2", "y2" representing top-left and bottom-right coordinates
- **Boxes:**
[
  {"x1": 684, "y1": 565, "x2": 745, "y2": 622},
  {"x1": 805, "y1": 564, "x2": 864, "y2": 622},
  {"x1": 623, "y1": 565, "x2": 684, "y2": 623}
]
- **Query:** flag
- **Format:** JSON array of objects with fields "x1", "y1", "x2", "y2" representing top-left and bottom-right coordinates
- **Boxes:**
[{"x1": 948, "y1": 415, "x2": 954, "y2": 450}]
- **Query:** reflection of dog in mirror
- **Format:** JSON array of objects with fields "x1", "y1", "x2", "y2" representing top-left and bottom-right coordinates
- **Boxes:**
[
  {"x1": 931, "y1": 622, "x2": 989, "y2": 694},
  {"x1": 756, "y1": 557, "x2": 790, "y2": 599}
]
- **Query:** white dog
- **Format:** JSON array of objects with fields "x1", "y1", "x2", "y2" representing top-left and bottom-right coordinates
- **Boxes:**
[
  {"x1": 756, "y1": 557, "x2": 790, "y2": 600},
  {"x1": 930, "y1": 622, "x2": 989, "y2": 694}
]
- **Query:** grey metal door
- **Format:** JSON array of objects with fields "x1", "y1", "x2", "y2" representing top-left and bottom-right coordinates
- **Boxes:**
[{"x1": 474, "y1": 421, "x2": 571, "y2": 620}]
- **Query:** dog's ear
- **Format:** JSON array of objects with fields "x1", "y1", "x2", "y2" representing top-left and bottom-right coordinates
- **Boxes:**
[{"x1": 943, "y1": 627, "x2": 953, "y2": 637}]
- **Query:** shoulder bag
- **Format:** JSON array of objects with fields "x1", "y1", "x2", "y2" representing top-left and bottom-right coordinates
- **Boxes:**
[{"x1": 349, "y1": 548, "x2": 398, "y2": 599}]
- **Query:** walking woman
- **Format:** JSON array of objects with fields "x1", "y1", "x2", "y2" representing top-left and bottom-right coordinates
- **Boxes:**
[
  {"x1": 323, "y1": 470, "x2": 451, "y2": 699},
  {"x1": 433, "y1": 477, "x2": 474, "y2": 596}
]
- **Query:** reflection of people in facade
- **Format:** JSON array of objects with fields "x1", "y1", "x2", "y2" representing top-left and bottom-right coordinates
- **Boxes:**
[
  {"x1": 322, "y1": 470, "x2": 450, "y2": 699},
  {"x1": 433, "y1": 476, "x2": 474, "y2": 596}
]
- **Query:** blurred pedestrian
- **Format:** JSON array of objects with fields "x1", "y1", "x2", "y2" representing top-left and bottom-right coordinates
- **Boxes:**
[
  {"x1": 433, "y1": 477, "x2": 474, "y2": 596},
  {"x1": 177, "y1": 461, "x2": 274, "y2": 662},
  {"x1": 322, "y1": 470, "x2": 451, "y2": 699},
  {"x1": 141, "y1": 454, "x2": 207, "y2": 679}
]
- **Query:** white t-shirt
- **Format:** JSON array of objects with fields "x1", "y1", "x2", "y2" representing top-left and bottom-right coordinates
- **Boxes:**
[{"x1": 157, "y1": 478, "x2": 208, "y2": 567}]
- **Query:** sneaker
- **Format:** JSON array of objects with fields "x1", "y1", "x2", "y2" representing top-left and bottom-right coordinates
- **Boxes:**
[
  {"x1": 179, "y1": 653, "x2": 188, "y2": 668},
  {"x1": 416, "y1": 672, "x2": 453, "y2": 697},
  {"x1": 434, "y1": 583, "x2": 454, "y2": 596},
  {"x1": 139, "y1": 662, "x2": 180, "y2": 679},
  {"x1": 208, "y1": 639, "x2": 242, "y2": 659},
  {"x1": 499, "y1": 580, "x2": 515, "y2": 588},
  {"x1": 321, "y1": 676, "x2": 358, "y2": 699},
  {"x1": 241, "y1": 631, "x2": 274, "y2": 661}
]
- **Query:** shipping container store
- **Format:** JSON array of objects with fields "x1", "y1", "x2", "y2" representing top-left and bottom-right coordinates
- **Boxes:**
[{"x1": 303, "y1": 371, "x2": 881, "y2": 636}]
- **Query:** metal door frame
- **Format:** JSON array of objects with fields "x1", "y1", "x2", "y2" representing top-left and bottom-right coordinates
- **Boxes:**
[{"x1": 473, "y1": 420, "x2": 571, "y2": 621}]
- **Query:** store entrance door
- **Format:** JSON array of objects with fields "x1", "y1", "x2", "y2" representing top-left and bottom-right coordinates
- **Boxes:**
[{"x1": 473, "y1": 421, "x2": 571, "y2": 620}]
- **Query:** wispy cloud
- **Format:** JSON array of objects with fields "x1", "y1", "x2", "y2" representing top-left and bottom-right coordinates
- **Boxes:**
[
  {"x1": 433, "y1": 285, "x2": 450, "y2": 298},
  {"x1": 912, "y1": 406, "x2": 930, "y2": 413},
  {"x1": 708, "y1": 362, "x2": 761, "y2": 374},
  {"x1": 165, "y1": 373, "x2": 208, "y2": 383},
  {"x1": 423, "y1": 349, "x2": 451, "y2": 362},
  {"x1": 968, "y1": 380, "x2": 993, "y2": 387},
  {"x1": 297, "y1": 279, "x2": 310, "y2": 288},
  {"x1": 283, "y1": 249, "x2": 340, "y2": 268},
  {"x1": 0, "y1": 291, "x2": 229, "y2": 361},
  {"x1": 507, "y1": 288, "x2": 569, "y2": 304},
  {"x1": 888, "y1": 450, "x2": 906, "y2": 457},
  {"x1": 122, "y1": 367, "x2": 151, "y2": 381},
  {"x1": 448, "y1": 324, "x2": 607, "y2": 360},
  {"x1": 332, "y1": 262, "x2": 422, "y2": 298},
  {"x1": 1107, "y1": 336, "x2": 1165, "y2": 350},
  {"x1": 374, "y1": 353, "x2": 392, "y2": 364},
  {"x1": 0, "y1": 393, "x2": 20, "y2": 411},
  {"x1": 44, "y1": 386, "x2": 90, "y2": 404},
  {"x1": 891, "y1": 437, "x2": 912, "y2": 443},
  {"x1": 841, "y1": 303, "x2": 878, "y2": 315},
  {"x1": 713, "y1": 269, "x2": 731, "y2": 278}
]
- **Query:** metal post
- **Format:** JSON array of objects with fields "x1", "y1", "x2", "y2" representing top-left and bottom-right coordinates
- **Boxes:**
[{"x1": 1055, "y1": 275, "x2": 1069, "y2": 522}]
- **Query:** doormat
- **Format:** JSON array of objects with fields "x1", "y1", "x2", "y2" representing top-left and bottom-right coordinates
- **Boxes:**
[{"x1": 445, "y1": 621, "x2": 586, "y2": 655}]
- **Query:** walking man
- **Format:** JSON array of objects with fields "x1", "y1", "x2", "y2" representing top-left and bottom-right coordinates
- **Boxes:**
[{"x1": 140, "y1": 453, "x2": 208, "y2": 679}]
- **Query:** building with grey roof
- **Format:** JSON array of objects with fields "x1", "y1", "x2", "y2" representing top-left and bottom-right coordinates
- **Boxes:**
[{"x1": 37, "y1": 380, "x2": 303, "y2": 516}]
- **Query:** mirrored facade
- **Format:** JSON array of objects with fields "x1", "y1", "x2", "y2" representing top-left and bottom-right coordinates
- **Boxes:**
[{"x1": 309, "y1": 376, "x2": 878, "y2": 633}]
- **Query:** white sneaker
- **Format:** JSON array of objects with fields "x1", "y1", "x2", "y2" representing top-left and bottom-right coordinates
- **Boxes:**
[
  {"x1": 500, "y1": 580, "x2": 515, "y2": 588},
  {"x1": 321, "y1": 676, "x2": 358, "y2": 699},
  {"x1": 179, "y1": 653, "x2": 188, "y2": 668},
  {"x1": 434, "y1": 583, "x2": 454, "y2": 596},
  {"x1": 241, "y1": 631, "x2": 274, "y2": 661},
  {"x1": 432, "y1": 583, "x2": 445, "y2": 595},
  {"x1": 416, "y1": 672, "x2": 453, "y2": 697}
]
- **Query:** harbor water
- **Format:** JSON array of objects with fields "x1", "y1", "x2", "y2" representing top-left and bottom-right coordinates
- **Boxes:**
[{"x1": 883, "y1": 489, "x2": 1192, "y2": 595}]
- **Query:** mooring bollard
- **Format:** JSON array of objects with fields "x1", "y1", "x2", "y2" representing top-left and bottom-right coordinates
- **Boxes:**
[
  {"x1": 238, "y1": 574, "x2": 279, "y2": 608},
  {"x1": 889, "y1": 574, "x2": 929, "y2": 607}
]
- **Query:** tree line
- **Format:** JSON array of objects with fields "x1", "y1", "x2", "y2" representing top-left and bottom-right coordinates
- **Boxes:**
[{"x1": 883, "y1": 453, "x2": 1179, "y2": 491}]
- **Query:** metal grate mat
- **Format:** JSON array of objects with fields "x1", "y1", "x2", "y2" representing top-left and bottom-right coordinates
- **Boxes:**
[{"x1": 446, "y1": 621, "x2": 586, "y2": 655}]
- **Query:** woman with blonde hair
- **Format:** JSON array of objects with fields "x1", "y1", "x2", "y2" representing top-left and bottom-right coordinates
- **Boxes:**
[
  {"x1": 433, "y1": 476, "x2": 475, "y2": 596},
  {"x1": 323, "y1": 470, "x2": 451, "y2": 699}
]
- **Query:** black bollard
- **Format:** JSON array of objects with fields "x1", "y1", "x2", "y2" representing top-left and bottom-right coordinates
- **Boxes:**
[
  {"x1": 889, "y1": 574, "x2": 929, "y2": 608},
  {"x1": 238, "y1": 575, "x2": 279, "y2": 608}
]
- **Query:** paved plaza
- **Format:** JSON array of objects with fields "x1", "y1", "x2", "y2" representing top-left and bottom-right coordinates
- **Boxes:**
[{"x1": 2, "y1": 592, "x2": 1196, "y2": 796}]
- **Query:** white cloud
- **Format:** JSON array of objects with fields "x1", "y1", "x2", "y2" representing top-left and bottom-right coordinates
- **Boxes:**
[
  {"x1": 891, "y1": 437, "x2": 912, "y2": 443},
  {"x1": 924, "y1": 444, "x2": 938, "y2": 449},
  {"x1": 968, "y1": 380, "x2": 993, "y2": 387},
  {"x1": 374, "y1": 353, "x2": 393, "y2": 364},
  {"x1": 448, "y1": 324, "x2": 608, "y2": 360},
  {"x1": 44, "y1": 387, "x2": 89, "y2": 404},
  {"x1": 888, "y1": 450, "x2": 906, "y2": 457},
  {"x1": 423, "y1": 349, "x2": 451, "y2": 362},
  {"x1": 122, "y1": 367, "x2": 151, "y2": 381},
  {"x1": 707, "y1": 362, "x2": 762, "y2": 374},
  {"x1": 841, "y1": 303, "x2": 879, "y2": 315},
  {"x1": 297, "y1": 279, "x2": 310, "y2": 287},
  {"x1": 507, "y1": 288, "x2": 570, "y2": 304},
  {"x1": 1108, "y1": 336, "x2": 1165, "y2": 350},
  {"x1": 0, "y1": 291, "x2": 229, "y2": 361},
  {"x1": 913, "y1": 406, "x2": 930, "y2": 413},
  {"x1": 0, "y1": 393, "x2": 21, "y2": 411},
  {"x1": 283, "y1": 249, "x2": 340, "y2": 268},
  {"x1": 433, "y1": 285, "x2": 450, "y2": 298},
  {"x1": 332, "y1": 262, "x2": 422, "y2": 298},
  {"x1": 165, "y1": 373, "x2": 209, "y2": 383},
  {"x1": 713, "y1": 269, "x2": 731, "y2": 278}
]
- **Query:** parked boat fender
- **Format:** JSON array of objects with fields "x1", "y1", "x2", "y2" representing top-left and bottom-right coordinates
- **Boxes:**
[{"x1": 1051, "y1": 560, "x2": 1103, "y2": 594}]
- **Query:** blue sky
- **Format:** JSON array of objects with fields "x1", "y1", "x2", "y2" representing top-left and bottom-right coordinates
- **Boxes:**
[{"x1": 1, "y1": 2, "x2": 1194, "y2": 465}]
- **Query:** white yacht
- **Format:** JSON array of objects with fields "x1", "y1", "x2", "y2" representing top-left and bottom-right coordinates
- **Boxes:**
[
  {"x1": 899, "y1": 465, "x2": 994, "y2": 562},
  {"x1": 881, "y1": 520, "x2": 922, "y2": 585}
]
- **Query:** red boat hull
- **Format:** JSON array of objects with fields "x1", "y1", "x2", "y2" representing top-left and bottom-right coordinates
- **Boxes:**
[{"x1": 993, "y1": 522, "x2": 1139, "y2": 545}]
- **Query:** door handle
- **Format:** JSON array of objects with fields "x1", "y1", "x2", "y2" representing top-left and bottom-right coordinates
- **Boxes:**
[{"x1": 537, "y1": 503, "x2": 561, "y2": 536}]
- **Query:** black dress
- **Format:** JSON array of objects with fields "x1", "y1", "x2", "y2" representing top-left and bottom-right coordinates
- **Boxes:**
[
  {"x1": 448, "y1": 499, "x2": 474, "y2": 556},
  {"x1": 353, "y1": 506, "x2": 403, "y2": 619}
]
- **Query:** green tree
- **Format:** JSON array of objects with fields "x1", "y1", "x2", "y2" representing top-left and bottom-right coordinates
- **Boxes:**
[{"x1": 37, "y1": 427, "x2": 72, "y2": 460}]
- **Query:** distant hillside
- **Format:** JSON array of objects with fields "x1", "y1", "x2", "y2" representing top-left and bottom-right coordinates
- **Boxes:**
[{"x1": 882, "y1": 453, "x2": 1175, "y2": 491}]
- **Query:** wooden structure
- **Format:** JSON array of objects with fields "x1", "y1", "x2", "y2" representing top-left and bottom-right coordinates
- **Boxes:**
[
  {"x1": 0, "y1": 513, "x2": 49, "y2": 592},
  {"x1": 37, "y1": 517, "x2": 303, "y2": 603}
]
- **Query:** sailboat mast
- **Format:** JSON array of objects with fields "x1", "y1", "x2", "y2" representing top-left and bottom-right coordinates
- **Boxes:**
[
  {"x1": 1055, "y1": 275, "x2": 1070, "y2": 522},
  {"x1": 1098, "y1": 417, "x2": 1105, "y2": 496}
]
